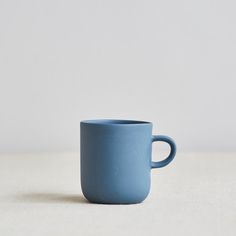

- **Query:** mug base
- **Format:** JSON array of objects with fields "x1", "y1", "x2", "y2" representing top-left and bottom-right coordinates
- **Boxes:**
[
  {"x1": 85, "y1": 198, "x2": 145, "y2": 205},
  {"x1": 82, "y1": 192, "x2": 148, "y2": 205}
]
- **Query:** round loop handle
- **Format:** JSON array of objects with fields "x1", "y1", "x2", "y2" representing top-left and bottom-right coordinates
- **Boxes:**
[{"x1": 151, "y1": 135, "x2": 176, "y2": 168}]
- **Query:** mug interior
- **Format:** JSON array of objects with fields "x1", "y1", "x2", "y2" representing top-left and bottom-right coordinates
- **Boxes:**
[{"x1": 81, "y1": 119, "x2": 150, "y2": 125}]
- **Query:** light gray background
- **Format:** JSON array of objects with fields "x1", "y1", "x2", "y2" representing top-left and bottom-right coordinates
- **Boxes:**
[{"x1": 0, "y1": 0, "x2": 235, "y2": 153}]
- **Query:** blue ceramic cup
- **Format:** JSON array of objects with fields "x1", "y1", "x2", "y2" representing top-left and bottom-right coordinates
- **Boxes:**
[{"x1": 80, "y1": 119, "x2": 176, "y2": 204}]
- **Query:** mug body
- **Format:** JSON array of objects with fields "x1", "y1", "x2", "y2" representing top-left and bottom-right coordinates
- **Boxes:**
[{"x1": 80, "y1": 119, "x2": 152, "y2": 204}]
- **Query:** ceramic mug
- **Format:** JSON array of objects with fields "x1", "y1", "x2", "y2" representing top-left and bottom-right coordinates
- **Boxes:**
[{"x1": 80, "y1": 119, "x2": 176, "y2": 204}]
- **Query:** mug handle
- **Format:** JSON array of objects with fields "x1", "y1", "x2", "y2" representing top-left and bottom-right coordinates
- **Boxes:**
[{"x1": 151, "y1": 135, "x2": 176, "y2": 168}]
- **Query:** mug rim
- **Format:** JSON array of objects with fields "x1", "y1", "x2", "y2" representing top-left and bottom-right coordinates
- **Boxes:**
[{"x1": 81, "y1": 119, "x2": 151, "y2": 126}]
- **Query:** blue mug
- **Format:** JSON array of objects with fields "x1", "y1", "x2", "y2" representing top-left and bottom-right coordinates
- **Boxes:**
[{"x1": 80, "y1": 119, "x2": 176, "y2": 204}]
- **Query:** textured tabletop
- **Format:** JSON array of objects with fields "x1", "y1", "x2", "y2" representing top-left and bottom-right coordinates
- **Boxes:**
[{"x1": 0, "y1": 152, "x2": 235, "y2": 236}]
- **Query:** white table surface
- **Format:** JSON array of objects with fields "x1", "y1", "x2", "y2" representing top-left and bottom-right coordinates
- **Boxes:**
[{"x1": 0, "y1": 152, "x2": 235, "y2": 236}]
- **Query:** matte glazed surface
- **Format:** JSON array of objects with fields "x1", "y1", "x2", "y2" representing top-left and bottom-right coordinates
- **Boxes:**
[{"x1": 80, "y1": 119, "x2": 176, "y2": 204}]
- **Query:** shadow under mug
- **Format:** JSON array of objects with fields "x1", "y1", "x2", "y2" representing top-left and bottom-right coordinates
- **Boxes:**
[{"x1": 80, "y1": 119, "x2": 176, "y2": 204}]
